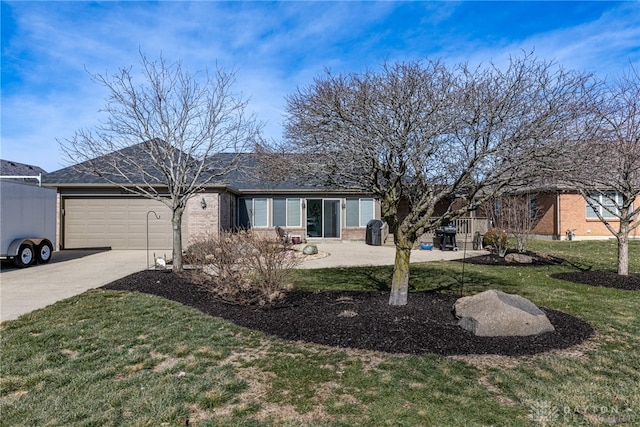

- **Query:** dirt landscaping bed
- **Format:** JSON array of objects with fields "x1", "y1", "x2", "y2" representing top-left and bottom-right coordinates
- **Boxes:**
[
  {"x1": 462, "y1": 250, "x2": 564, "y2": 266},
  {"x1": 104, "y1": 270, "x2": 594, "y2": 356},
  {"x1": 551, "y1": 270, "x2": 640, "y2": 291}
]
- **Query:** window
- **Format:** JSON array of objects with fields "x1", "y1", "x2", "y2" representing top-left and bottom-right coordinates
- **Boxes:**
[
  {"x1": 529, "y1": 196, "x2": 539, "y2": 221},
  {"x1": 493, "y1": 198, "x2": 503, "y2": 216},
  {"x1": 239, "y1": 198, "x2": 268, "y2": 227},
  {"x1": 346, "y1": 198, "x2": 375, "y2": 227},
  {"x1": 273, "y1": 198, "x2": 301, "y2": 227},
  {"x1": 586, "y1": 192, "x2": 622, "y2": 219}
]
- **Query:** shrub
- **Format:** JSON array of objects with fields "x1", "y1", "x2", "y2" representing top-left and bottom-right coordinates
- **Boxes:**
[
  {"x1": 185, "y1": 230, "x2": 301, "y2": 306},
  {"x1": 483, "y1": 228, "x2": 508, "y2": 257}
]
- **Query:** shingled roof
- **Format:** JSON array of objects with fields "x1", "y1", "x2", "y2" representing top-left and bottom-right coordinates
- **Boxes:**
[
  {"x1": 45, "y1": 143, "x2": 171, "y2": 186},
  {"x1": 44, "y1": 143, "x2": 345, "y2": 192},
  {"x1": 0, "y1": 159, "x2": 47, "y2": 185},
  {"x1": 211, "y1": 153, "x2": 340, "y2": 192}
]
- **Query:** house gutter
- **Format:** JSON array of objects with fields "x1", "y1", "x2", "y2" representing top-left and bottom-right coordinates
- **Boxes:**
[
  {"x1": 0, "y1": 174, "x2": 42, "y2": 186},
  {"x1": 236, "y1": 188, "x2": 369, "y2": 196}
]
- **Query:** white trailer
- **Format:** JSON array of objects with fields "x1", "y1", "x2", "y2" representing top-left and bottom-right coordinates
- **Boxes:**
[{"x1": 0, "y1": 177, "x2": 56, "y2": 267}]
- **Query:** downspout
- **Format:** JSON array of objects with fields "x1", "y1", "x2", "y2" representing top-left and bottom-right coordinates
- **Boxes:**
[
  {"x1": 218, "y1": 192, "x2": 222, "y2": 235},
  {"x1": 556, "y1": 191, "x2": 561, "y2": 240}
]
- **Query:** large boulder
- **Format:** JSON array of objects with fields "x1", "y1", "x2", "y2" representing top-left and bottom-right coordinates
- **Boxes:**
[
  {"x1": 505, "y1": 253, "x2": 533, "y2": 264},
  {"x1": 453, "y1": 290, "x2": 555, "y2": 337},
  {"x1": 303, "y1": 244, "x2": 318, "y2": 255}
]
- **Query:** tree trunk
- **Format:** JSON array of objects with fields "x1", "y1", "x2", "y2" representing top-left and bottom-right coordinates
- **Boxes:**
[
  {"x1": 172, "y1": 209, "x2": 184, "y2": 272},
  {"x1": 389, "y1": 244, "x2": 412, "y2": 306},
  {"x1": 617, "y1": 222, "x2": 629, "y2": 276}
]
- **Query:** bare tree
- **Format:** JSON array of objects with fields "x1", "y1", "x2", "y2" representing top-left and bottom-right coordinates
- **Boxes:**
[
  {"x1": 280, "y1": 54, "x2": 592, "y2": 305},
  {"x1": 61, "y1": 54, "x2": 262, "y2": 271},
  {"x1": 567, "y1": 67, "x2": 640, "y2": 275},
  {"x1": 485, "y1": 193, "x2": 540, "y2": 254}
]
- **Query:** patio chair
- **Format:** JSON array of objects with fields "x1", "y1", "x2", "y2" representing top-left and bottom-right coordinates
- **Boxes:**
[{"x1": 275, "y1": 226, "x2": 290, "y2": 243}]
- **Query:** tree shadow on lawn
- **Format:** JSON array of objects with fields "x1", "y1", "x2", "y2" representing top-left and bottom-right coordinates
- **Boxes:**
[{"x1": 293, "y1": 262, "x2": 513, "y2": 295}]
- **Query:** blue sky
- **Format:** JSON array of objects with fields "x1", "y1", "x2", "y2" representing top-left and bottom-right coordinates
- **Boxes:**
[{"x1": 1, "y1": 1, "x2": 639, "y2": 173}]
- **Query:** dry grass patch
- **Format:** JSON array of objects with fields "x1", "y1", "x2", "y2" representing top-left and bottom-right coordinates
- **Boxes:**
[
  {"x1": 478, "y1": 375, "x2": 517, "y2": 407},
  {"x1": 60, "y1": 348, "x2": 79, "y2": 359}
]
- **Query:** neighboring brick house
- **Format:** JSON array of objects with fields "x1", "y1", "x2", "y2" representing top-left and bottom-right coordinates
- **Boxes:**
[
  {"x1": 43, "y1": 147, "x2": 381, "y2": 250},
  {"x1": 504, "y1": 187, "x2": 639, "y2": 241}
]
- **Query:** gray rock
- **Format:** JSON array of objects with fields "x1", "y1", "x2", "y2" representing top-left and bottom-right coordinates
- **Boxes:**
[
  {"x1": 505, "y1": 253, "x2": 533, "y2": 264},
  {"x1": 453, "y1": 289, "x2": 555, "y2": 337},
  {"x1": 303, "y1": 244, "x2": 318, "y2": 255}
]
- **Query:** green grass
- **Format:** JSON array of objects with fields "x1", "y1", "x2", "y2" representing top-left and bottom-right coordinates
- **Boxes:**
[{"x1": 1, "y1": 240, "x2": 639, "y2": 426}]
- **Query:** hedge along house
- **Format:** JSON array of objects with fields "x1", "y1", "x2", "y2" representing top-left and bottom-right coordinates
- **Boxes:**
[{"x1": 43, "y1": 148, "x2": 382, "y2": 251}]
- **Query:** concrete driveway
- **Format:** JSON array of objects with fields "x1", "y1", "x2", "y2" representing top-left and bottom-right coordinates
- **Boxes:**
[
  {"x1": 1, "y1": 242, "x2": 485, "y2": 323},
  {"x1": 0, "y1": 249, "x2": 166, "y2": 322}
]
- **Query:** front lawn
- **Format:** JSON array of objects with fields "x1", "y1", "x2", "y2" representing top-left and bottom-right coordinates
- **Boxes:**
[{"x1": 1, "y1": 240, "x2": 638, "y2": 426}]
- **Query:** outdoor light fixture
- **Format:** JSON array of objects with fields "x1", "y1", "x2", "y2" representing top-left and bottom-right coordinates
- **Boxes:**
[
  {"x1": 342, "y1": 202, "x2": 346, "y2": 209},
  {"x1": 301, "y1": 201, "x2": 306, "y2": 209},
  {"x1": 200, "y1": 197, "x2": 207, "y2": 210}
]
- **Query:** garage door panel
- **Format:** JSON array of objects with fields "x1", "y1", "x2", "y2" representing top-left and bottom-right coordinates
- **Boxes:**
[{"x1": 64, "y1": 198, "x2": 177, "y2": 249}]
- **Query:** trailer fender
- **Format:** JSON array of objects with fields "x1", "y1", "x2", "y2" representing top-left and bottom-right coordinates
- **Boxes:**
[
  {"x1": 6, "y1": 238, "x2": 53, "y2": 263},
  {"x1": 9, "y1": 241, "x2": 35, "y2": 268},
  {"x1": 8, "y1": 238, "x2": 37, "y2": 256}
]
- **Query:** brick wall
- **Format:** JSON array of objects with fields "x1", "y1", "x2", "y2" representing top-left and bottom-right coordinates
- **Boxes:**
[
  {"x1": 341, "y1": 227, "x2": 367, "y2": 240},
  {"x1": 186, "y1": 193, "x2": 220, "y2": 244},
  {"x1": 531, "y1": 193, "x2": 557, "y2": 236},
  {"x1": 559, "y1": 193, "x2": 639, "y2": 240}
]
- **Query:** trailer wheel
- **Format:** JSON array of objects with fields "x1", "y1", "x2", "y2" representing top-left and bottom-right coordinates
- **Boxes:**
[
  {"x1": 14, "y1": 243, "x2": 36, "y2": 268},
  {"x1": 36, "y1": 241, "x2": 53, "y2": 264}
]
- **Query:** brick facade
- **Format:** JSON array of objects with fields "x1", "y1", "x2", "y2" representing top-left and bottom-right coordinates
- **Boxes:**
[
  {"x1": 531, "y1": 193, "x2": 558, "y2": 236},
  {"x1": 184, "y1": 192, "x2": 372, "y2": 243},
  {"x1": 532, "y1": 192, "x2": 639, "y2": 240},
  {"x1": 186, "y1": 193, "x2": 221, "y2": 244}
]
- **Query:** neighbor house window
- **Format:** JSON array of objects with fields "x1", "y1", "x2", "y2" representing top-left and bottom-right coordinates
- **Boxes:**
[
  {"x1": 346, "y1": 198, "x2": 375, "y2": 227},
  {"x1": 493, "y1": 198, "x2": 503, "y2": 216},
  {"x1": 529, "y1": 195, "x2": 539, "y2": 221},
  {"x1": 239, "y1": 198, "x2": 268, "y2": 227},
  {"x1": 273, "y1": 198, "x2": 301, "y2": 227},
  {"x1": 586, "y1": 192, "x2": 622, "y2": 219}
]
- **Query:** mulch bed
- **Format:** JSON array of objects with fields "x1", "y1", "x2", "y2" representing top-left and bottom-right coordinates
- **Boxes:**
[
  {"x1": 103, "y1": 270, "x2": 594, "y2": 356},
  {"x1": 464, "y1": 251, "x2": 640, "y2": 291},
  {"x1": 551, "y1": 271, "x2": 640, "y2": 291},
  {"x1": 462, "y1": 250, "x2": 564, "y2": 266}
]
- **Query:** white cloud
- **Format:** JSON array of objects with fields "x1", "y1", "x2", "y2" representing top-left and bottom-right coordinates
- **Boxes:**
[{"x1": 2, "y1": 1, "x2": 638, "y2": 172}]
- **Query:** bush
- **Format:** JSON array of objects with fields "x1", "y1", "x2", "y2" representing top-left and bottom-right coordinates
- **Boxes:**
[
  {"x1": 184, "y1": 230, "x2": 301, "y2": 306},
  {"x1": 483, "y1": 228, "x2": 508, "y2": 257}
]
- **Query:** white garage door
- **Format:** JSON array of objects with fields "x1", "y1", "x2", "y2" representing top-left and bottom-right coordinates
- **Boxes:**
[{"x1": 64, "y1": 198, "x2": 177, "y2": 249}]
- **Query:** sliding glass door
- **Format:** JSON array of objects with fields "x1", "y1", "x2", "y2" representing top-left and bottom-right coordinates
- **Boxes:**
[{"x1": 306, "y1": 199, "x2": 341, "y2": 238}]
